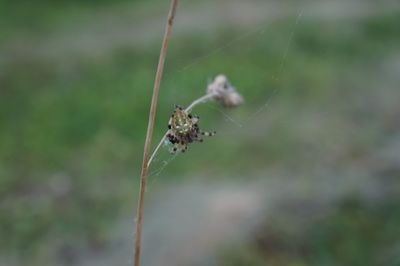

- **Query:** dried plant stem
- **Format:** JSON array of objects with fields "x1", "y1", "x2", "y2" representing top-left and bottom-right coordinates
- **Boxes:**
[
  {"x1": 133, "y1": 1, "x2": 178, "y2": 266},
  {"x1": 147, "y1": 92, "x2": 216, "y2": 167},
  {"x1": 186, "y1": 92, "x2": 217, "y2": 112}
]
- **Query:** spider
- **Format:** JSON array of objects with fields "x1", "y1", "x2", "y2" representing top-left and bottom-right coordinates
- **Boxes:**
[{"x1": 166, "y1": 105, "x2": 216, "y2": 153}]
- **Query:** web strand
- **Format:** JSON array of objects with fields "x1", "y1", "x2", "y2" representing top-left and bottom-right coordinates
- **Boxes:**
[{"x1": 147, "y1": 7, "x2": 304, "y2": 181}]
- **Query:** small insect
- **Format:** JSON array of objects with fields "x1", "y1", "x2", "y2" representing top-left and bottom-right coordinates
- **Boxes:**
[{"x1": 166, "y1": 105, "x2": 216, "y2": 153}]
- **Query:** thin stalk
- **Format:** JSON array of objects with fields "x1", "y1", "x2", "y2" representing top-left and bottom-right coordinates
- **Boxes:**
[
  {"x1": 133, "y1": 1, "x2": 178, "y2": 266},
  {"x1": 147, "y1": 92, "x2": 216, "y2": 167}
]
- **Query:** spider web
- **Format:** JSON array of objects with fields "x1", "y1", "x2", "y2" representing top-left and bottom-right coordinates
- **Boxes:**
[{"x1": 146, "y1": 7, "x2": 304, "y2": 190}]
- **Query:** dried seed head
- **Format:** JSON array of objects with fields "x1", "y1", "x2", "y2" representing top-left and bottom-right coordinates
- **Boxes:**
[{"x1": 207, "y1": 74, "x2": 244, "y2": 107}]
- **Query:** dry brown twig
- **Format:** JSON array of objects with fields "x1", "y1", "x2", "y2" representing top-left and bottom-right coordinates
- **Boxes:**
[
  {"x1": 133, "y1": 0, "x2": 243, "y2": 264},
  {"x1": 133, "y1": 1, "x2": 178, "y2": 265}
]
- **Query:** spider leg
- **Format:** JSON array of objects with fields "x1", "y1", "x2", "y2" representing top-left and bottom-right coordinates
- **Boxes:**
[
  {"x1": 175, "y1": 104, "x2": 183, "y2": 110},
  {"x1": 181, "y1": 143, "x2": 188, "y2": 153},
  {"x1": 200, "y1": 130, "x2": 216, "y2": 137},
  {"x1": 170, "y1": 145, "x2": 178, "y2": 154},
  {"x1": 167, "y1": 133, "x2": 176, "y2": 144}
]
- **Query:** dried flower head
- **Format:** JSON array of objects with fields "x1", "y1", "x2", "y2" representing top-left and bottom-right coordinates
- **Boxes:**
[{"x1": 207, "y1": 74, "x2": 244, "y2": 107}]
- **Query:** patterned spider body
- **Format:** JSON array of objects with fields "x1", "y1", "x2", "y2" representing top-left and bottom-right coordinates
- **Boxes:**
[
  {"x1": 171, "y1": 108, "x2": 194, "y2": 135},
  {"x1": 167, "y1": 105, "x2": 215, "y2": 153}
]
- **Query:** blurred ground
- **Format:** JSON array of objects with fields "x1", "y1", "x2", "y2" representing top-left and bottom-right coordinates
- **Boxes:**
[{"x1": 1, "y1": 0, "x2": 400, "y2": 265}]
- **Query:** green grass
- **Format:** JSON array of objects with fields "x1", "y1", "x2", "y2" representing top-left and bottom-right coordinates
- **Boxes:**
[
  {"x1": 1, "y1": 2, "x2": 400, "y2": 263},
  {"x1": 220, "y1": 197, "x2": 400, "y2": 266}
]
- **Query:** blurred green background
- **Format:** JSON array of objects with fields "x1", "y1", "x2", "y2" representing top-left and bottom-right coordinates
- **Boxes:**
[{"x1": 1, "y1": 0, "x2": 400, "y2": 265}]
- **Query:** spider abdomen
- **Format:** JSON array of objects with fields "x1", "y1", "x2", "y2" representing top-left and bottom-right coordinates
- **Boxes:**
[
  {"x1": 167, "y1": 105, "x2": 215, "y2": 154},
  {"x1": 172, "y1": 109, "x2": 193, "y2": 135}
]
